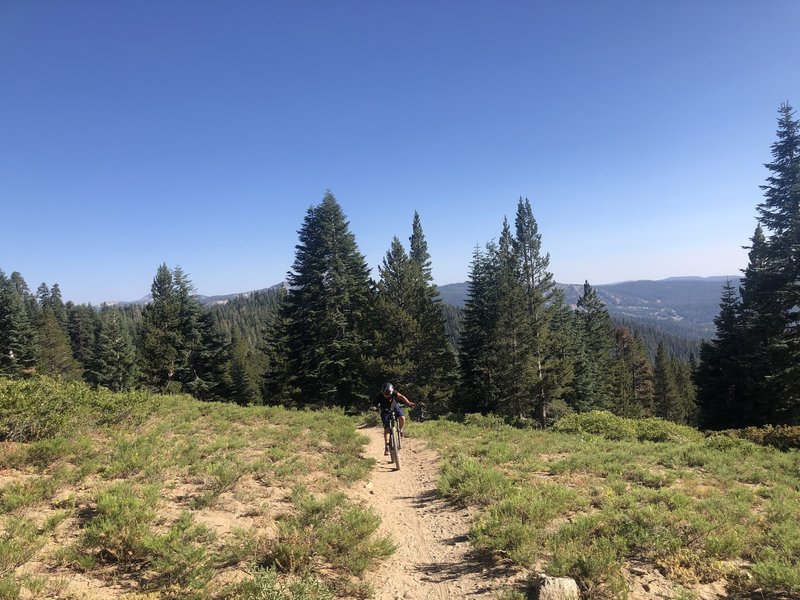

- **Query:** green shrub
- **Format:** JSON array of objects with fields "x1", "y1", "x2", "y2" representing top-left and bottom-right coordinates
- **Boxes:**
[
  {"x1": 470, "y1": 484, "x2": 585, "y2": 565},
  {"x1": 0, "y1": 575, "x2": 21, "y2": 599},
  {"x1": 714, "y1": 425, "x2": 800, "y2": 452},
  {"x1": 79, "y1": 483, "x2": 161, "y2": 563},
  {"x1": 147, "y1": 512, "x2": 216, "y2": 591},
  {"x1": 0, "y1": 517, "x2": 43, "y2": 576},
  {"x1": 553, "y1": 411, "x2": 637, "y2": 441},
  {"x1": 437, "y1": 454, "x2": 513, "y2": 505},
  {"x1": 222, "y1": 567, "x2": 334, "y2": 600},
  {"x1": 763, "y1": 426, "x2": 800, "y2": 452},
  {"x1": 0, "y1": 378, "x2": 90, "y2": 441},
  {"x1": 0, "y1": 378, "x2": 162, "y2": 442},
  {"x1": 548, "y1": 533, "x2": 628, "y2": 599},
  {"x1": 634, "y1": 418, "x2": 700, "y2": 443},
  {"x1": 0, "y1": 469, "x2": 68, "y2": 513},
  {"x1": 751, "y1": 558, "x2": 800, "y2": 594},
  {"x1": 463, "y1": 413, "x2": 510, "y2": 430},
  {"x1": 704, "y1": 434, "x2": 760, "y2": 455},
  {"x1": 267, "y1": 492, "x2": 394, "y2": 578},
  {"x1": 553, "y1": 411, "x2": 701, "y2": 445}
]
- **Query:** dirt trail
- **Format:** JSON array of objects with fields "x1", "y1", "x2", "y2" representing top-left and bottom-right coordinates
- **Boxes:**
[{"x1": 351, "y1": 425, "x2": 522, "y2": 600}]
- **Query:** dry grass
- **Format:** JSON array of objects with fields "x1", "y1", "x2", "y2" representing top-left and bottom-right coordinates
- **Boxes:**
[{"x1": 0, "y1": 379, "x2": 384, "y2": 599}]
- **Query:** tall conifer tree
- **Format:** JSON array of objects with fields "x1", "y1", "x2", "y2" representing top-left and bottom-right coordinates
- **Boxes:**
[
  {"x1": 0, "y1": 270, "x2": 39, "y2": 376},
  {"x1": 492, "y1": 219, "x2": 537, "y2": 417},
  {"x1": 752, "y1": 103, "x2": 800, "y2": 420},
  {"x1": 514, "y1": 197, "x2": 568, "y2": 426},
  {"x1": 138, "y1": 264, "x2": 181, "y2": 391},
  {"x1": 278, "y1": 192, "x2": 372, "y2": 407},
  {"x1": 459, "y1": 243, "x2": 499, "y2": 414},
  {"x1": 88, "y1": 310, "x2": 136, "y2": 391},
  {"x1": 407, "y1": 212, "x2": 457, "y2": 416},
  {"x1": 570, "y1": 281, "x2": 616, "y2": 412},
  {"x1": 695, "y1": 280, "x2": 749, "y2": 427},
  {"x1": 371, "y1": 237, "x2": 420, "y2": 394},
  {"x1": 653, "y1": 342, "x2": 683, "y2": 422}
]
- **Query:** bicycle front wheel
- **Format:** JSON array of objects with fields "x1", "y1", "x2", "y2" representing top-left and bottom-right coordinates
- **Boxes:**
[{"x1": 390, "y1": 428, "x2": 400, "y2": 470}]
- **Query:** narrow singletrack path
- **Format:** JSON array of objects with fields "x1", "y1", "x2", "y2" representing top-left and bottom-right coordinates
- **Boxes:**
[{"x1": 351, "y1": 425, "x2": 521, "y2": 600}]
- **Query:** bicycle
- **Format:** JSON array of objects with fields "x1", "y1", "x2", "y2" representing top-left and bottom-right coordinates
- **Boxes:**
[{"x1": 386, "y1": 399, "x2": 402, "y2": 470}]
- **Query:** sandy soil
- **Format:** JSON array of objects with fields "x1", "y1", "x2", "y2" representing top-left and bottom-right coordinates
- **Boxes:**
[{"x1": 351, "y1": 425, "x2": 524, "y2": 600}]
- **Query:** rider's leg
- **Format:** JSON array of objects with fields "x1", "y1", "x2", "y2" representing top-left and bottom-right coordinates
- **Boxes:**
[{"x1": 398, "y1": 415, "x2": 405, "y2": 434}]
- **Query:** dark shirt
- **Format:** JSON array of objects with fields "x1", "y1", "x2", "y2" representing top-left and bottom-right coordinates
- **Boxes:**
[{"x1": 373, "y1": 392, "x2": 397, "y2": 412}]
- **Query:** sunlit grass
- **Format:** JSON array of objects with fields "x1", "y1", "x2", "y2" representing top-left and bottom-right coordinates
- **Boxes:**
[
  {"x1": 415, "y1": 411, "x2": 800, "y2": 598},
  {"x1": 0, "y1": 378, "x2": 386, "y2": 598}
]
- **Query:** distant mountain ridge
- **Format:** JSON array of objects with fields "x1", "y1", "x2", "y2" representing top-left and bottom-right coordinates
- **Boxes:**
[
  {"x1": 439, "y1": 276, "x2": 740, "y2": 341},
  {"x1": 105, "y1": 283, "x2": 286, "y2": 308},
  {"x1": 107, "y1": 276, "x2": 736, "y2": 342}
]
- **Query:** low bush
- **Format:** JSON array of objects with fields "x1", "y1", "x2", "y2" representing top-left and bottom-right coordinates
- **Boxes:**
[
  {"x1": 552, "y1": 411, "x2": 638, "y2": 441},
  {"x1": 717, "y1": 425, "x2": 800, "y2": 452},
  {"x1": 0, "y1": 377, "x2": 161, "y2": 442},
  {"x1": 221, "y1": 567, "x2": 334, "y2": 600},
  {"x1": 471, "y1": 484, "x2": 586, "y2": 565},
  {"x1": 553, "y1": 411, "x2": 701, "y2": 445},
  {"x1": 463, "y1": 413, "x2": 511, "y2": 430},
  {"x1": 437, "y1": 453, "x2": 514, "y2": 505},
  {"x1": 78, "y1": 483, "x2": 161, "y2": 563},
  {"x1": 635, "y1": 418, "x2": 701, "y2": 443},
  {"x1": 267, "y1": 491, "x2": 394, "y2": 579}
]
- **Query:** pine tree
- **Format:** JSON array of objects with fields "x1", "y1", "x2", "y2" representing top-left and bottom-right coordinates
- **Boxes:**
[
  {"x1": 278, "y1": 192, "x2": 372, "y2": 407},
  {"x1": 752, "y1": 103, "x2": 800, "y2": 421},
  {"x1": 672, "y1": 357, "x2": 697, "y2": 425},
  {"x1": 49, "y1": 283, "x2": 67, "y2": 328},
  {"x1": 695, "y1": 280, "x2": 749, "y2": 428},
  {"x1": 229, "y1": 337, "x2": 258, "y2": 406},
  {"x1": 10, "y1": 273, "x2": 36, "y2": 310},
  {"x1": 67, "y1": 303, "x2": 99, "y2": 372},
  {"x1": 613, "y1": 328, "x2": 653, "y2": 418},
  {"x1": 171, "y1": 266, "x2": 206, "y2": 392},
  {"x1": 459, "y1": 243, "x2": 500, "y2": 414},
  {"x1": 183, "y1": 311, "x2": 233, "y2": 402},
  {"x1": 261, "y1": 288, "x2": 295, "y2": 403},
  {"x1": 406, "y1": 212, "x2": 457, "y2": 416},
  {"x1": 88, "y1": 310, "x2": 136, "y2": 391},
  {"x1": 570, "y1": 281, "x2": 616, "y2": 412},
  {"x1": 514, "y1": 197, "x2": 568, "y2": 426},
  {"x1": 138, "y1": 264, "x2": 181, "y2": 391},
  {"x1": 0, "y1": 270, "x2": 39, "y2": 376},
  {"x1": 492, "y1": 219, "x2": 537, "y2": 417},
  {"x1": 36, "y1": 309, "x2": 82, "y2": 379},
  {"x1": 653, "y1": 342, "x2": 682, "y2": 422},
  {"x1": 370, "y1": 236, "x2": 419, "y2": 394}
]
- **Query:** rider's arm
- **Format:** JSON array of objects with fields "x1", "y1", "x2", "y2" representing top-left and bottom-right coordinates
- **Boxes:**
[{"x1": 396, "y1": 392, "x2": 415, "y2": 407}]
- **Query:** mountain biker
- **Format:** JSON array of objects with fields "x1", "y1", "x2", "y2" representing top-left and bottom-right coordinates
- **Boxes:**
[{"x1": 370, "y1": 382, "x2": 415, "y2": 456}]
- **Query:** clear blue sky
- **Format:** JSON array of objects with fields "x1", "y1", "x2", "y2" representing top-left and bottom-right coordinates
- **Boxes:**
[{"x1": 2, "y1": 1, "x2": 799, "y2": 304}]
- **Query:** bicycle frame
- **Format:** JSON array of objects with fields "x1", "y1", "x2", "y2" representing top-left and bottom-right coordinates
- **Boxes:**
[{"x1": 386, "y1": 399, "x2": 401, "y2": 470}]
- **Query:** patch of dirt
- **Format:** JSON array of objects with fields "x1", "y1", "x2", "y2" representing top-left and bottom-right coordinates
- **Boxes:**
[{"x1": 351, "y1": 426, "x2": 526, "y2": 599}]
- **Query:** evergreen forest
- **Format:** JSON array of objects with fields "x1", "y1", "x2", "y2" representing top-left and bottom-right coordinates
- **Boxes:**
[{"x1": 2, "y1": 104, "x2": 798, "y2": 431}]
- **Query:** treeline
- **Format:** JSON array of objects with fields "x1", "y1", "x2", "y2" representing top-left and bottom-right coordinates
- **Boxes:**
[
  {"x1": 7, "y1": 104, "x2": 797, "y2": 429},
  {"x1": 0, "y1": 198, "x2": 697, "y2": 427},
  {"x1": 0, "y1": 266, "x2": 260, "y2": 405},
  {"x1": 695, "y1": 103, "x2": 800, "y2": 429}
]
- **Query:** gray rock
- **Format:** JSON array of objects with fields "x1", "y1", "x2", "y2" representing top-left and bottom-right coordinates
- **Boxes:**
[{"x1": 532, "y1": 575, "x2": 580, "y2": 600}]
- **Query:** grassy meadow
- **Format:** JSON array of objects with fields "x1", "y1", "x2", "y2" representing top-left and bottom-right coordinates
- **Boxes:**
[
  {"x1": 4, "y1": 378, "x2": 800, "y2": 600},
  {"x1": 413, "y1": 411, "x2": 800, "y2": 599},
  {"x1": 0, "y1": 378, "x2": 392, "y2": 599}
]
